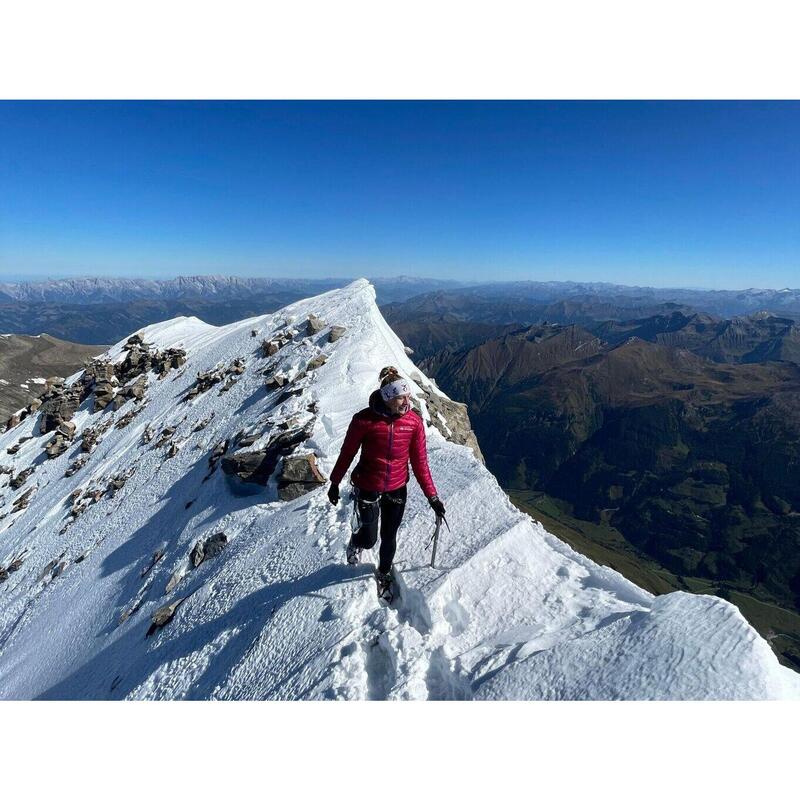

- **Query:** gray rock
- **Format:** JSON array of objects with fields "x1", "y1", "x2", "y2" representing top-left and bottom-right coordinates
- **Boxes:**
[
  {"x1": 165, "y1": 567, "x2": 184, "y2": 594},
  {"x1": 262, "y1": 339, "x2": 281, "y2": 357},
  {"x1": 306, "y1": 354, "x2": 327, "y2": 370},
  {"x1": 147, "y1": 598, "x2": 186, "y2": 636},
  {"x1": 203, "y1": 532, "x2": 228, "y2": 559},
  {"x1": 10, "y1": 467, "x2": 35, "y2": 490},
  {"x1": 221, "y1": 422, "x2": 314, "y2": 486},
  {"x1": 190, "y1": 540, "x2": 205, "y2": 568},
  {"x1": 154, "y1": 426, "x2": 176, "y2": 448},
  {"x1": 306, "y1": 314, "x2": 326, "y2": 335},
  {"x1": 45, "y1": 435, "x2": 70, "y2": 459},
  {"x1": 278, "y1": 453, "x2": 327, "y2": 500},
  {"x1": 328, "y1": 325, "x2": 346, "y2": 343},
  {"x1": 12, "y1": 486, "x2": 35, "y2": 510},
  {"x1": 57, "y1": 420, "x2": 76, "y2": 438},
  {"x1": 64, "y1": 453, "x2": 89, "y2": 476}
]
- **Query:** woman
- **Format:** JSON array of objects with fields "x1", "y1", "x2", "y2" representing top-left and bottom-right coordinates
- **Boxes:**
[{"x1": 327, "y1": 366, "x2": 446, "y2": 601}]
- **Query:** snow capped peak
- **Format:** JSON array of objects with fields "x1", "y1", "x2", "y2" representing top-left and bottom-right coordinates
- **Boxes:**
[{"x1": 0, "y1": 279, "x2": 797, "y2": 700}]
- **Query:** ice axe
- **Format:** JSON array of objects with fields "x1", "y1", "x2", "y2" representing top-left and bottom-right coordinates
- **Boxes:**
[{"x1": 425, "y1": 512, "x2": 450, "y2": 569}]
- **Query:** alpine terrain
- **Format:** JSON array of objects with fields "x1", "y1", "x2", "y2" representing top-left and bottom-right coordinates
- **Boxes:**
[{"x1": 0, "y1": 280, "x2": 798, "y2": 700}]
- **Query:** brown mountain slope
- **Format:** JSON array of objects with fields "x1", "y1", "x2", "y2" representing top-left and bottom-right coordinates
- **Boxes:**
[{"x1": 0, "y1": 334, "x2": 107, "y2": 421}]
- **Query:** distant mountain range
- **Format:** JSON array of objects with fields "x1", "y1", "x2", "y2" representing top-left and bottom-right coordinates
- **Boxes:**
[
  {"x1": 389, "y1": 307, "x2": 800, "y2": 669},
  {"x1": 0, "y1": 275, "x2": 469, "y2": 343},
  {"x1": 0, "y1": 275, "x2": 468, "y2": 305},
  {"x1": 3, "y1": 276, "x2": 799, "y2": 346}
]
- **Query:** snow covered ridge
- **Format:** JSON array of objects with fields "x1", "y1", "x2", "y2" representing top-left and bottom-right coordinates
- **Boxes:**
[{"x1": 0, "y1": 279, "x2": 798, "y2": 700}]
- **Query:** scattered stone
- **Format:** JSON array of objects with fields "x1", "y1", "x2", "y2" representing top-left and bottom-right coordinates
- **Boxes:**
[
  {"x1": 192, "y1": 413, "x2": 214, "y2": 432},
  {"x1": 328, "y1": 325, "x2": 346, "y2": 342},
  {"x1": 154, "y1": 426, "x2": 176, "y2": 448},
  {"x1": 140, "y1": 548, "x2": 165, "y2": 578},
  {"x1": 7, "y1": 442, "x2": 22, "y2": 455},
  {"x1": 219, "y1": 376, "x2": 237, "y2": 393},
  {"x1": 74, "y1": 549, "x2": 91, "y2": 564},
  {"x1": 7, "y1": 551, "x2": 27, "y2": 572},
  {"x1": 261, "y1": 339, "x2": 280, "y2": 357},
  {"x1": 306, "y1": 314, "x2": 326, "y2": 335},
  {"x1": 81, "y1": 417, "x2": 113, "y2": 452},
  {"x1": 115, "y1": 403, "x2": 147, "y2": 429},
  {"x1": 45, "y1": 435, "x2": 71, "y2": 459},
  {"x1": 165, "y1": 567, "x2": 185, "y2": 594},
  {"x1": 5, "y1": 411, "x2": 25, "y2": 430},
  {"x1": 166, "y1": 441, "x2": 180, "y2": 458},
  {"x1": 278, "y1": 453, "x2": 327, "y2": 500},
  {"x1": 106, "y1": 472, "x2": 129, "y2": 495},
  {"x1": 208, "y1": 439, "x2": 229, "y2": 471},
  {"x1": 265, "y1": 373, "x2": 286, "y2": 390},
  {"x1": 306, "y1": 353, "x2": 328, "y2": 371},
  {"x1": 146, "y1": 597, "x2": 187, "y2": 636},
  {"x1": 40, "y1": 556, "x2": 64, "y2": 581},
  {"x1": 142, "y1": 424, "x2": 155, "y2": 444},
  {"x1": 64, "y1": 453, "x2": 89, "y2": 477},
  {"x1": 190, "y1": 540, "x2": 205, "y2": 568},
  {"x1": 251, "y1": 329, "x2": 259, "y2": 338},
  {"x1": 10, "y1": 467, "x2": 35, "y2": 490}
]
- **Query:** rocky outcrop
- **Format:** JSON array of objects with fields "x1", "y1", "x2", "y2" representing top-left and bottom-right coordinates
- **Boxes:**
[
  {"x1": 39, "y1": 383, "x2": 83, "y2": 433},
  {"x1": 410, "y1": 373, "x2": 484, "y2": 463},
  {"x1": 222, "y1": 420, "x2": 315, "y2": 486}
]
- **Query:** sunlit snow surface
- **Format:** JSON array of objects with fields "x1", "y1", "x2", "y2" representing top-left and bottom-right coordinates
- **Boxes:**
[{"x1": 0, "y1": 279, "x2": 798, "y2": 700}]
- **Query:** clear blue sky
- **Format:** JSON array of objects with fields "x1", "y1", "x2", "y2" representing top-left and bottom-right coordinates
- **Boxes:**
[{"x1": 1, "y1": 101, "x2": 798, "y2": 289}]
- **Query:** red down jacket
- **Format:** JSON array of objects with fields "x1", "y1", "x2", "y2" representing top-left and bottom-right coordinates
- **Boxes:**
[{"x1": 329, "y1": 389, "x2": 438, "y2": 498}]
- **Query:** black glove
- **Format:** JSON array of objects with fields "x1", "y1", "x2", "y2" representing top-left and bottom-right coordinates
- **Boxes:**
[
  {"x1": 428, "y1": 495, "x2": 445, "y2": 517},
  {"x1": 327, "y1": 483, "x2": 340, "y2": 506}
]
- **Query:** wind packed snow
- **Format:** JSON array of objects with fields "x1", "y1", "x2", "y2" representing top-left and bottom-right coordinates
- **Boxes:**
[{"x1": 0, "y1": 279, "x2": 798, "y2": 700}]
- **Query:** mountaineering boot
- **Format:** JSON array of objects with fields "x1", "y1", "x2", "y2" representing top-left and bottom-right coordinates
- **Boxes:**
[
  {"x1": 375, "y1": 569, "x2": 395, "y2": 604},
  {"x1": 346, "y1": 538, "x2": 362, "y2": 566}
]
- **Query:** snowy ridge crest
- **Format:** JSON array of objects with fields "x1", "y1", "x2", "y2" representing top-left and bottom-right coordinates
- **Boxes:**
[{"x1": 0, "y1": 279, "x2": 797, "y2": 700}]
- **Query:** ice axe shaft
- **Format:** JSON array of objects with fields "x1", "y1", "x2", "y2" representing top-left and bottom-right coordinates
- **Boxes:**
[{"x1": 429, "y1": 513, "x2": 450, "y2": 568}]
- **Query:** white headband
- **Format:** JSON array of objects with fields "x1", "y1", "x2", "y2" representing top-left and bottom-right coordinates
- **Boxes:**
[{"x1": 380, "y1": 378, "x2": 410, "y2": 401}]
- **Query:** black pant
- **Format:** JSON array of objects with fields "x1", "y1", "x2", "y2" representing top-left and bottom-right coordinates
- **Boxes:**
[{"x1": 352, "y1": 485, "x2": 407, "y2": 573}]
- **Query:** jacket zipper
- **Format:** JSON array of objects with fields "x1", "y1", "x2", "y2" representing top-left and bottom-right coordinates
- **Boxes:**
[{"x1": 384, "y1": 420, "x2": 394, "y2": 491}]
